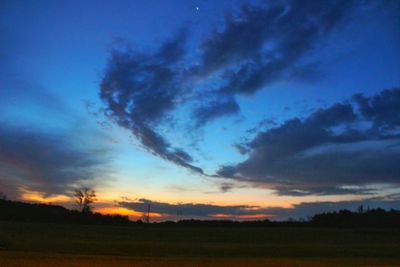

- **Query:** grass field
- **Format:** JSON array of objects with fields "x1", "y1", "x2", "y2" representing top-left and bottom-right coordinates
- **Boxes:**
[{"x1": 1, "y1": 221, "x2": 399, "y2": 266}]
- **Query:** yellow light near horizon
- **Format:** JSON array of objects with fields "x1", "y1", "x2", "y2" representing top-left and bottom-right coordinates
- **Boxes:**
[
  {"x1": 95, "y1": 206, "x2": 162, "y2": 219},
  {"x1": 210, "y1": 213, "x2": 272, "y2": 219},
  {"x1": 19, "y1": 188, "x2": 71, "y2": 203}
]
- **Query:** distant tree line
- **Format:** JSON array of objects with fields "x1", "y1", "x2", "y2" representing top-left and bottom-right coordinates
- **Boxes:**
[
  {"x1": 0, "y1": 199, "x2": 130, "y2": 225},
  {"x1": 310, "y1": 207, "x2": 400, "y2": 228},
  {"x1": 161, "y1": 209, "x2": 400, "y2": 228},
  {"x1": 1, "y1": 199, "x2": 399, "y2": 228}
]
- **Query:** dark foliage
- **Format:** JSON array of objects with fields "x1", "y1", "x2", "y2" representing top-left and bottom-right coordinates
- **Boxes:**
[
  {"x1": 0, "y1": 199, "x2": 130, "y2": 225},
  {"x1": 310, "y1": 208, "x2": 400, "y2": 228},
  {"x1": 159, "y1": 208, "x2": 400, "y2": 228},
  {"x1": 1, "y1": 199, "x2": 399, "y2": 228}
]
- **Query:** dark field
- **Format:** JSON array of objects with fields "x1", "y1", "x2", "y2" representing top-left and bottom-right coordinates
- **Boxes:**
[{"x1": 1, "y1": 221, "x2": 399, "y2": 266}]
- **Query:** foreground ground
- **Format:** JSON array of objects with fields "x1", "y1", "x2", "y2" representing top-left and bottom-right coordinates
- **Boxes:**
[{"x1": 1, "y1": 221, "x2": 399, "y2": 266}]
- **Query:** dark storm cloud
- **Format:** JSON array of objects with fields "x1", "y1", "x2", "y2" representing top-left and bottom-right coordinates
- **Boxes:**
[
  {"x1": 192, "y1": 94, "x2": 240, "y2": 127},
  {"x1": 353, "y1": 89, "x2": 400, "y2": 128},
  {"x1": 191, "y1": 0, "x2": 398, "y2": 123},
  {"x1": 217, "y1": 88, "x2": 400, "y2": 195},
  {"x1": 100, "y1": 31, "x2": 203, "y2": 174},
  {"x1": 118, "y1": 196, "x2": 400, "y2": 220},
  {"x1": 0, "y1": 123, "x2": 111, "y2": 198},
  {"x1": 200, "y1": 0, "x2": 354, "y2": 92},
  {"x1": 184, "y1": 0, "x2": 358, "y2": 124}
]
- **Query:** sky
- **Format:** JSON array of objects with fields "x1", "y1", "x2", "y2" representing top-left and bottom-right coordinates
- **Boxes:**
[{"x1": 1, "y1": 0, "x2": 400, "y2": 221}]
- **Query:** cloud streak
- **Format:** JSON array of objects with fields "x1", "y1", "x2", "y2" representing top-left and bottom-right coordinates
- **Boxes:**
[
  {"x1": 118, "y1": 195, "x2": 400, "y2": 220},
  {"x1": 118, "y1": 198, "x2": 270, "y2": 219}
]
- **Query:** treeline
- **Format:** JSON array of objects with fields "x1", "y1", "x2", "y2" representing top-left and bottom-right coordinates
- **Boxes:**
[
  {"x1": 1, "y1": 199, "x2": 399, "y2": 228},
  {"x1": 0, "y1": 199, "x2": 130, "y2": 225},
  {"x1": 160, "y1": 208, "x2": 400, "y2": 228},
  {"x1": 311, "y1": 208, "x2": 400, "y2": 228}
]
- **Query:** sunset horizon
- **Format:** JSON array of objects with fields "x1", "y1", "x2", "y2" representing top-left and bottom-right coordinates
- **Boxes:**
[{"x1": 1, "y1": 0, "x2": 399, "y2": 222}]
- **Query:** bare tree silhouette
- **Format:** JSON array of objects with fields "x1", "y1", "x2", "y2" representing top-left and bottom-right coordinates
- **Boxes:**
[{"x1": 74, "y1": 188, "x2": 97, "y2": 213}]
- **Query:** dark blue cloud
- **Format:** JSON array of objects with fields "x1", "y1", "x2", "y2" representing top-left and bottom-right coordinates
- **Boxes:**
[
  {"x1": 188, "y1": 0, "x2": 398, "y2": 123},
  {"x1": 119, "y1": 198, "x2": 265, "y2": 218},
  {"x1": 184, "y1": 0, "x2": 360, "y2": 126},
  {"x1": 217, "y1": 88, "x2": 400, "y2": 195},
  {"x1": 0, "y1": 123, "x2": 111, "y2": 198},
  {"x1": 118, "y1": 195, "x2": 400, "y2": 220},
  {"x1": 100, "y1": 31, "x2": 204, "y2": 174},
  {"x1": 192, "y1": 94, "x2": 240, "y2": 127},
  {"x1": 353, "y1": 88, "x2": 400, "y2": 128},
  {"x1": 99, "y1": 0, "x2": 398, "y2": 174}
]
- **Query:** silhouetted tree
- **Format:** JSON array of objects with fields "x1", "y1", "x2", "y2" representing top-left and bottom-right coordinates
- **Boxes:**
[{"x1": 74, "y1": 188, "x2": 96, "y2": 213}]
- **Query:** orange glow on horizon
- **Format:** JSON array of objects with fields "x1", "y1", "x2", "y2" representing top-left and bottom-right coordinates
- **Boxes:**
[
  {"x1": 95, "y1": 206, "x2": 162, "y2": 219},
  {"x1": 19, "y1": 188, "x2": 71, "y2": 203},
  {"x1": 94, "y1": 186, "x2": 297, "y2": 208},
  {"x1": 210, "y1": 213, "x2": 272, "y2": 219}
]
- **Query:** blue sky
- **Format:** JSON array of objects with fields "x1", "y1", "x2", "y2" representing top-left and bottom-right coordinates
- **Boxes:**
[{"x1": 1, "y1": 0, "x2": 399, "y2": 220}]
